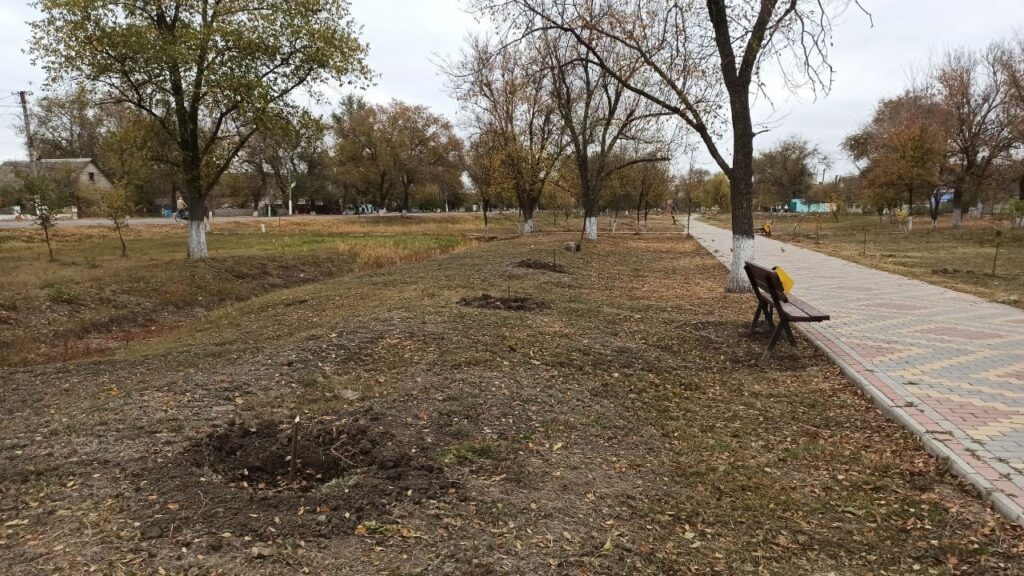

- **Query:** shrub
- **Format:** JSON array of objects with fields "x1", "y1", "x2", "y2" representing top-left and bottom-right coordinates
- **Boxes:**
[{"x1": 46, "y1": 284, "x2": 80, "y2": 304}]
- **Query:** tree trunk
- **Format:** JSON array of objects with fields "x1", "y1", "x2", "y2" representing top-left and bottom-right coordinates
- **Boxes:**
[
  {"x1": 117, "y1": 223, "x2": 127, "y2": 257},
  {"x1": 519, "y1": 194, "x2": 536, "y2": 234},
  {"x1": 522, "y1": 217, "x2": 534, "y2": 234},
  {"x1": 726, "y1": 111, "x2": 755, "y2": 293},
  {"x1": 584, "y1": 216, "x2": 598, "y2": 240},
  {"x1": 482, "y1": 199, "x2": 490, "y2": 235},
  {"x1": 188, "y1": 218, "x2": 208, "y2": 259},
  {"x1": 44, "y1": 226, "x2": 54, "y2": 262},
  {"x1": 929, "y1": 192, "x2": 940, "y2": 229},
  {"x1": 951, "y1": 187, "x2": 964, "y2": 228},
  {"x1": 401, "y1": 180, "x2": 412, "y2": 213}
]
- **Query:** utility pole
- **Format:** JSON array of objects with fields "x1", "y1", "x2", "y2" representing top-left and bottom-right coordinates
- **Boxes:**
[{"x1": 15, "y1": 91, "x2": 35, "y2": 164}]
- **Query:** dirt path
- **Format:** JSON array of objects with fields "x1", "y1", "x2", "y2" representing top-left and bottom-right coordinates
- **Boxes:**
[{"x1": 2, "y1": 232, "x2": 1022, "y2": 575}]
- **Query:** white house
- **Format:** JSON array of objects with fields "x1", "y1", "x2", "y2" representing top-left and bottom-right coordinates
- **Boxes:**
[{"x1": 0, "y1": 158, "x2": 114, "y2": 218}]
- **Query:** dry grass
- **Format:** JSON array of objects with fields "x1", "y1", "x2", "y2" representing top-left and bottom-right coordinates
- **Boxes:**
[
  {"x1": 0, "y1": 216, "x2": 481, "y2": 367},
  {"x1": 2, "y1": 218, "x2": 1022, "y2": 574},
  {"x1": 705, "y1": 212, "x2": 1024, "y2": 308}
]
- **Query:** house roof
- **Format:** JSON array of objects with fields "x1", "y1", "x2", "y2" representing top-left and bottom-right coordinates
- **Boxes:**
[{"x1": 0, "y1": 158, "x2": 97, "y2": 174}]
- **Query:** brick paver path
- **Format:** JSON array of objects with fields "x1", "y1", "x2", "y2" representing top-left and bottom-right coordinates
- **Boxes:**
[{"x1": 688, "y1": 218, "x2": 1024, "y2": 525}]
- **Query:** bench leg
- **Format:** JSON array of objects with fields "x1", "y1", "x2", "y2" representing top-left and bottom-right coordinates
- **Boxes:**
[
  {"x1": 762, "y1": 321, "x2": 785, "y2": 360},
  {"x1": 750, "y1": 303, "x2": 765, "y2": 334},
  {"x1": 783, "y1": 322, "x2": 797, "y2": 347}
]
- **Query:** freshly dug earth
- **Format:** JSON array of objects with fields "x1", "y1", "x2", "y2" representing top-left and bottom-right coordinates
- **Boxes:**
[
  {"x1": 2, "y1": 227, "x2": 1023, "y2": 575},
  {"x1": 457, "y1": 293, "x2": 550, "y2": 311},
  {"x1": 514, "y1": 258, "x2": 568, "y2": 274}
]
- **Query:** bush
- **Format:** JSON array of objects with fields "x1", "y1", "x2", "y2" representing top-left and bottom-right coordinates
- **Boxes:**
[
  {"x1": 1008, "y1": 198, "x2": 1024, "y2": 227},
  {"x1": 46, "y1": 284, "x2": 80, "y2": 304}
]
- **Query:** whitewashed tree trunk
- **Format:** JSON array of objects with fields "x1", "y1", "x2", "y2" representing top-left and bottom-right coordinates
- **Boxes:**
[
  {"x1": 188, "y1": 218, "x2": 208, "y2": 259},
  {"x1": 726, "y1": 234, "x2": 754, "y2": 293},
  {"x1": 952, "y1": 207, "x2": 963, "y2": 228},
  {"x1": 906, "y1": 216, "x2": 913, "y2": 233},
  {"x1": 584, "y1": 216, "x2": 598, "y2": 240},
  {"x1": 522, "y1": 218, "x2": 534, "y2": 234}
]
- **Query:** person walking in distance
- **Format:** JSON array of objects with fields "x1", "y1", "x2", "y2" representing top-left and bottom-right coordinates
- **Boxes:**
[{"x1": 176, "y1": 196, "x2": 188, "y2": 222}]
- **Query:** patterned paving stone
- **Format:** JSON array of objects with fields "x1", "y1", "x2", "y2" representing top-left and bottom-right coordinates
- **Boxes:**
[{"x1": 688, "y1": 219, "x2": 1024, "y2": 525}]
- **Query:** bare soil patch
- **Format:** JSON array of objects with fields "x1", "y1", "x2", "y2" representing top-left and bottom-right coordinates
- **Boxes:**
[
  {"x1": 191, "y1": 417, "x2": 448, "y2": 496},
  {"x1": 514, "y1": 258, "x2": 568, "y2": 273},
  {"x1": 130, "y1": 409, "x2": 461, "y2": 544},
  {"x1": 457, "y1": 293, "x2": 550, "y2": 311}
]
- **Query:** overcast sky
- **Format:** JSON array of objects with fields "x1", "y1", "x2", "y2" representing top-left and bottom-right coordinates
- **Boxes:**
[{"x1": 1, "y1": 0, "x2": 1022, "y2": 175}]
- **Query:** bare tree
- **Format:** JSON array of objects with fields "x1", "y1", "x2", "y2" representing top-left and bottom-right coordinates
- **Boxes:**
[
  {"x1": 474, "y1": 0, "x2": 866, "y2": 291},
  {"x1": 1000, "y1": 36, "x2": 1024, "y2": 202},
  {"x1": 936, "y1": 43, "x2": 1017, "y2": 227},
  {"x1": 538, "y1": 26, "x2": 668, "y2": 242},
  {"x1": 448, "y1": 35, "x2": 564, "y2": 234}
]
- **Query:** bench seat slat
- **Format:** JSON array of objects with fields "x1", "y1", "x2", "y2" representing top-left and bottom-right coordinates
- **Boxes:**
[
  {"x1": 785, "y1": 296, "x2": 830, "y2": 321},
  {"x1": 780, "y1": 302, "x2": 829, "y2": 322}
]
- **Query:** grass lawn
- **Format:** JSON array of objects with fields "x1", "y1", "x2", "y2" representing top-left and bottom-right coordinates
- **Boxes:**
[
  {"x1": 1, "y1": 215, "x2": 1022, "y2": 574},
  {"x1": 0, "y1": 213, "x2": 531, "y2": 368},
  {"x1": 703, "y1": 212, "x2": 1024, "y2": 309}
]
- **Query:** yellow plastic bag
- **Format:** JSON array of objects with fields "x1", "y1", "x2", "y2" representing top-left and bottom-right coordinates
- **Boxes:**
[{"x1": 772, "y1": 266, "x2": 794, "y2": 293}]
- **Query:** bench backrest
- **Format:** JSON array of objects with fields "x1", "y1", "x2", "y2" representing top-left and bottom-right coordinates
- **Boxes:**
[{"x1": 743, "y1": 261, "x2": 788, "y2": 307}]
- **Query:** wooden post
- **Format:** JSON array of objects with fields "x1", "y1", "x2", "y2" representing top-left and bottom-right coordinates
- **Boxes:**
[
  {"x1": 289, "y1": 416, "x2": 300, "y2": 481},
  {"x1": 992, "y1": 231, "x2": 1003, "y2": 277}
]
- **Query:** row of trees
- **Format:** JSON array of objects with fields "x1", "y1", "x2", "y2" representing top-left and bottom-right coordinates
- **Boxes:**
[
  {"x1": 844, "y1": 39, "x2": 1024, "y2": 228},
  {"x1": 24, "y1": 0, "x2": 869, "y2": 292},
  {"x1": 27, "y1": 0, "x2": 373, "y2": 258},
  {"x1": 457, "y1": 0, "x2": 866, "y2": 290},
  {"x1": 450, "y1": 30, "x2": 674, "y2": 240},
  {"x1": 10, "y1": 86, "x2": 470, "y2": 219}
]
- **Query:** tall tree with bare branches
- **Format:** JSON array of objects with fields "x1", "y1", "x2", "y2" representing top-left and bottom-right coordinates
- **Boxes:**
[
  {"x1": 936, "y1": 43, "x2": 1017, "y2": 227},
  {"x1": 473, "y1": 0, "x2": 866, "y2": 291},
  {"x1": 999, "y1": 36, "x2": 1024, "y2": 202},
  {"x1": 448, "y1": 36, "x2": 564, "y2": 234},
  {"x1": 538, "y1": 26, "x2": 668, "y2": 242}
]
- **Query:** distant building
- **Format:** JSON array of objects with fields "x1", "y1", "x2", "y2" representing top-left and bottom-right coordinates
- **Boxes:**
[
  {"x1": 1, "y1": 158, "x2": 114, "y2": 190},
  {"x1": 788, "y1": 198, "x2": 833, "y2": 214},
  {"x1": 0, "y1": 158, "x2": 113, "y2": 217}
]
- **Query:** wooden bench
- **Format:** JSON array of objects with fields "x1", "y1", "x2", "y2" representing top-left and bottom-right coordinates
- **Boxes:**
[{"x1": 743, "y1": 261, "x2": 829, "y2": 357}]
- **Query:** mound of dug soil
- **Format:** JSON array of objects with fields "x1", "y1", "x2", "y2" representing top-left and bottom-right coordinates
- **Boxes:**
[
  {"x1": 191, "y1": 417, "x2": 451, "y2": 501},
  {"x1": 457, "y1": 293, "x2": 550, "y2": 311},
  {"x1": 514, "y1": 258, "x2": 568, "y2": 274}
]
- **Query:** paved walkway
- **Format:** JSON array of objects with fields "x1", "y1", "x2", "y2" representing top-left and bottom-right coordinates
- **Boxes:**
[{"x1": 688, "y1": 219, "x2": 1024, "y2": 525}]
